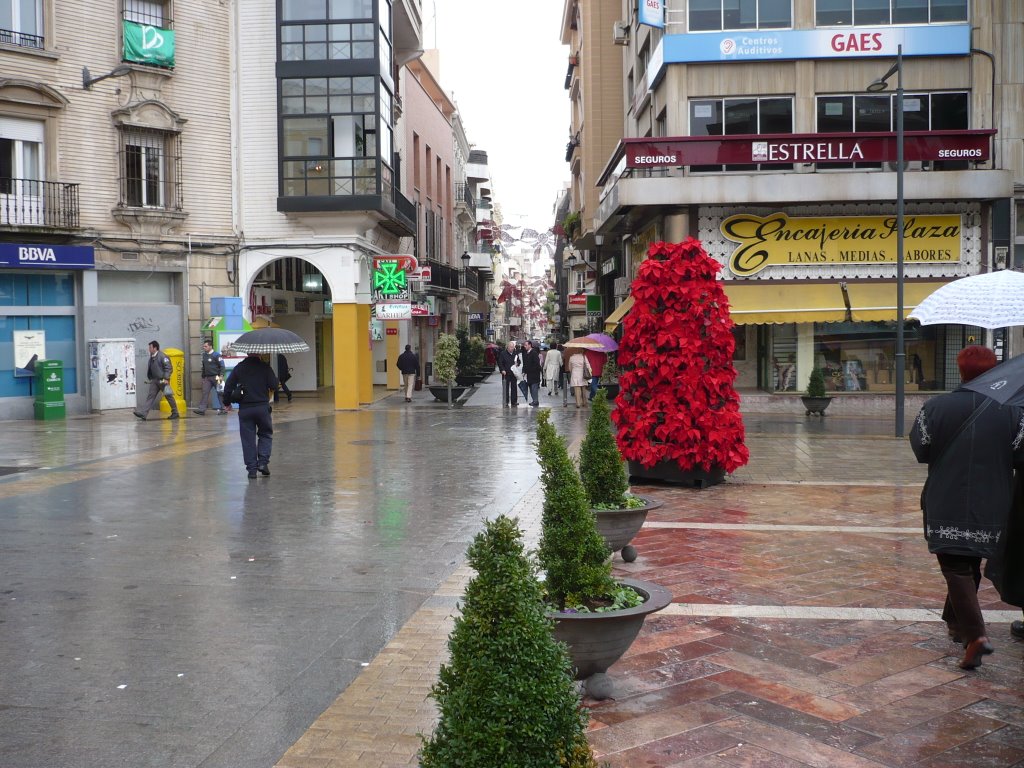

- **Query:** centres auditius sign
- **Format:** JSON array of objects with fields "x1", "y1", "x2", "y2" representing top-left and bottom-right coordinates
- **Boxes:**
[{"x1": 721, "y1": 212, "x2": 961, "y2": 276}]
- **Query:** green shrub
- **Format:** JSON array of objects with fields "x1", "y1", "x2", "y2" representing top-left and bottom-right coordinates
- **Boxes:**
[
  {"x1": 456, "y1": 328, "x2": 473, "y2": 375},
  {"x1": 536, "y1": 411, "x2": 618, "y2": 611},
  {"x1": 434, "y1": 333, "x2": 459, "y2": 384},
  {"x1": 420, "y1": 515, "x2": 597, "y2": 768},
  {"x1": 579, "y1": 389, "x2": 629, "y2": 508},
  {"x1": 469, "y1": 335, "x2": 486, "y2": 370},
  {"x1": 806, "y1": 367, "x2": 827, "y2": 398}
]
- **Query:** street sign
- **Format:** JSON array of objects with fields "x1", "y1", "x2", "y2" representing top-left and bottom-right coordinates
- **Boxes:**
[{"x1": 586, "y1": 294, "x2": 603, "y2": 317}]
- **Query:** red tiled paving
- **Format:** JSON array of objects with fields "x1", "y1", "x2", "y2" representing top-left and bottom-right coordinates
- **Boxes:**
[{"x1": 587, "y1": 473, "x2": 1024, "y2": 767}]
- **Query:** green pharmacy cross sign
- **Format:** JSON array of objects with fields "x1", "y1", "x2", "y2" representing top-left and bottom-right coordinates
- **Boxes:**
[
  {"x1": 373, "y1": 261, "x2": 407, "y2": 297},
  {"x1": 123, "y1": 21, "x2": 175, "y2": 67}
]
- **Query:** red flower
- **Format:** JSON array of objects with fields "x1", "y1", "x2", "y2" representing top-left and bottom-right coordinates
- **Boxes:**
[{"x1": 612, "y1": 239, "x2": 749, "y2": 473}]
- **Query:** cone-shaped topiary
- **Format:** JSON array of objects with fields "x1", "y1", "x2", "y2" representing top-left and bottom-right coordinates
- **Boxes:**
[
  {"x1": 420, "y1": 515, "x2": 597, "y2": 768},
  {"x1": 806, "y1": 367, "x2": 827, "y2": 398},
  {"x1": 578, "y1": 389, "x2": 630, "y2": 507},
  {"x1": 536, "y1": 411, "x2": 619, "y2": 610}
]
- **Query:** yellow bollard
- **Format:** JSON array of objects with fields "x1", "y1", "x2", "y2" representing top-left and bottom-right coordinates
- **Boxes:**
[{"x1": 159, "y1": 347, "x2": 186, "y2": 414}]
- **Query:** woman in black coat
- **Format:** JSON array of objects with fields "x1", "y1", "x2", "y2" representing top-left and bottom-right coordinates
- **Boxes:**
[
  {"x1": 910, "y1": 345, "x2": 1024, "y2": 670},
  {"x1": 275, "y1": 353, "x2": 293, "y2": 403}
]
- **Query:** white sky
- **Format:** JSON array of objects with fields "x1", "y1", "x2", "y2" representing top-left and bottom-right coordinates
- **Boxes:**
[{"x1": 422, "y1": 1, "x2": 570, "y2": 235}]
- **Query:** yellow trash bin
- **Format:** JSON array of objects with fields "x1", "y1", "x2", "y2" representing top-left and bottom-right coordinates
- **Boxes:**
[{"x1": 158, "y1": 347, "x2": 185, "y2": 414}]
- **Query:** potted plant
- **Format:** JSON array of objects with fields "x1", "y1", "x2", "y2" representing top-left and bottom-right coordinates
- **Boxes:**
[
  {"x1": 536, "y1": 411, "x2": 671, "y2": 698},
  {"x1": 420, "y1": 515, "x2": 598, "y2": 768},
  {"x1": 579, "y1": 389, "x2": 662, "y2": 562},
  {"x1": 427, "y1": 333, "x2": 468, "y2": 404},
  {"x1": 802, "y1": 366, "x2": 832, "y2": 416},
  {"x1": 612, "y1": 239, "x2": 749, "y2": 488},
  {"x1": 597, "y1": 352, "x2": 620, "y2": 400},
  {"x1": 468, "y1": 336, "x2": 490, "y2": 380}
]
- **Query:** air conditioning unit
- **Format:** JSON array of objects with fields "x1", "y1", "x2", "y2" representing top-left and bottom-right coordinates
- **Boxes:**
[{"x1": 612, "y1": 21, "x2": 629, "y2": 46}]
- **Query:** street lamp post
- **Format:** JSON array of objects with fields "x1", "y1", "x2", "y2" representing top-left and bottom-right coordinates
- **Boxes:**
[{"x1": 868, "y1": 44, "x2": 905, "y2": 438}]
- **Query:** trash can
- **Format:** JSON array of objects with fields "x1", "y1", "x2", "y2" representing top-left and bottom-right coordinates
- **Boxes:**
[
  {"x1": 159, "y1": 348, "x2": 185, "y2": 414},
  {"x1": 34, "y1": 359, "x2": 65, "y2": 420}
]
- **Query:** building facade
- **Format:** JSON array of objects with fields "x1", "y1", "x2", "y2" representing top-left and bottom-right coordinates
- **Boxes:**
[
  {"x1": 590, "y1": 0, "x2": 1021, "y2": 398},
  {"x1": 1, "y1": 0, "x2": 236, "y2": 419}
]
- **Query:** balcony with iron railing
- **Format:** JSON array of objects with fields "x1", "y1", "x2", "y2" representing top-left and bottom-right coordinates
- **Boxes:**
[
  {"x1": 0, "y1": 27, "x2": 44, "y2": 48},
  {"x1": 455, "y1": 182, "x2": 476, "y2": 219},
  {"x1": 425, "y1": 259, "x2": 461, "y2": 293},
  {"x1": 0, "y1": 179, "x2": 80, "y2": 229}
]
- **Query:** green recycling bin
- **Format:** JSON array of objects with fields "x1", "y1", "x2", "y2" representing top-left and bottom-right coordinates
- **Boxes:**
[{"x1": 34, "y1": 359, "x2": 66, "y2": 420}]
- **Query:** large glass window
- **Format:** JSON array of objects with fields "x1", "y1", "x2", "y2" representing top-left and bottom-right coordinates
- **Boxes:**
[
  {"x1": 0, "y1": 0, "x2": 42, "y2": 48},
  {"x1": 815, "y1": 0, "x2": 966, "y2": 25},
  {"x1": 815, "y1": 91, "x2": 968, "y2": 169},
  {"x1": 690, "y1": 0, "x2": 791, "y2": 31},
  {"x1": 281, "y1": 76, "x2": 383, "y2": 197},
  {"x1": 281, "y1": 0, "x2": 374, "y2": 61},
  {"x1": 689, "y1": 96, "x2": 793, "y2": 172},
  {"x1": 0, "y1": 273, "x2": 77, "y2": 398}
]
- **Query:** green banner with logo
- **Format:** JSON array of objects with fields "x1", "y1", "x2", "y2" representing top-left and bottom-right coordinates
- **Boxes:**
[{"x1": 123, "y1": 20, "x2": 175, "y2": 67}]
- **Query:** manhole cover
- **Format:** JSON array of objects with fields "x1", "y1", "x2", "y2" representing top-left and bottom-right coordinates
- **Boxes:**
[
  {"x1": 0, "y1": 466, "x2": 36, "y2": 477},
  {"x1": 349, "y1": 440, "x2": 394, "y2": 446}
]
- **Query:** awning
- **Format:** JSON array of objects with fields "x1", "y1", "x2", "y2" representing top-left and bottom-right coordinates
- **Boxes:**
[
  {"x1": 603, "y1": 296, "x2": 634, "y2": 332},
  {"x1": 604, "y1": 281, "x2": 951, "y2": 329}
]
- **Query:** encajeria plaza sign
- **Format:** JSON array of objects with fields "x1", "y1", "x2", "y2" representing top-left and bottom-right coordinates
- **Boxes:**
[{"x1": 721, "y1": 212, "x2": 961, "y2": 276}]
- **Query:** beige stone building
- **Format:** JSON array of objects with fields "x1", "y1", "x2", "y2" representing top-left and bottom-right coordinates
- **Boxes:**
[
  {"x1": 570, "y1": 0, "x2": 1022, "y2": 423},
  {"x1": 0, "y1": 0, "x2": 236, "y2": 418}
]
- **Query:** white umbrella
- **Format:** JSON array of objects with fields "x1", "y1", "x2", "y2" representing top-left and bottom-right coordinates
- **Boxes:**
[{"x1": 909, "y1": 270, "x2": 1024, "y2": 329}]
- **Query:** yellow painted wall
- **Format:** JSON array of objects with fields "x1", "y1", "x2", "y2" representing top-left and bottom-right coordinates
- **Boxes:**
[{"x1": 333, "y1": 304, "x2": 360, "y2": 410}]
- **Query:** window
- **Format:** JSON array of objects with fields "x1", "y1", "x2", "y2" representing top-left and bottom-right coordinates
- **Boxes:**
[
  {"x1": 0, "y1": 0, "x2": 43, "y2": 48},
  {"x1": 690, "y1": 0, "x2": 791, "y2": 31},
  {"x1": 815, "y1": 91, "x2": 968, "y2": 169},
  {"x1": 0, "y1": 116, "x2": 44, "y2": 224},
  {"x1": 281, "y1": 76, "x2": 382, "y2": 196},
  {"x1": 689, "y1": 96, "x2": 793, "y2": 172},
  {"x1": 122, "y1": 0, "x2": 170, "y2": 27},
  {"x1": 280, "y1": 0, "x2": 374, "y2": 61},
  {"x1": 815, "y1": 0, "x2": 966, "y2": 25},
  {"x1": 119, "y1": 127, "x2": 181, "y2": 209}
]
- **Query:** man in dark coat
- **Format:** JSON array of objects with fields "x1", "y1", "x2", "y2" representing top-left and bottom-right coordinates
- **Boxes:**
[
  {"x1": 274, "y1": 353, "x2": 293, "y2": 403},
  {"x1": 224, "y1": 354, "x2": 279, "y2": 479},
  {"x1": 396, "y1": 344, "x2": 419, "y2": 403},
  {"x1": 522, "y1": 340, "x2": 542, "y2": 407},
  {"x1": 134, "y1": 340, "x2": 179, "y2": 421},
  {"x1": 910, "y1": 345, "x2": 1024, "y2": 670},
  {"x1": 497, "y1": 341, "x2": 519, "y2": 407},
  {"x1": 194, "y1": 339, "x2": 226, "y2": 415}
]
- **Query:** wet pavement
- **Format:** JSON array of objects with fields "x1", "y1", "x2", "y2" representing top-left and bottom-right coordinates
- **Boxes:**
[{"x1": 2, "y1": 378, "x2": 1023, "y2": 767}]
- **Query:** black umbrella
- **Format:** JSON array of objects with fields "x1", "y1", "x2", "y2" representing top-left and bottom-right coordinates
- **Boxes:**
[
  {"x1": 961, "y1": 353, "x2": 1024, "y2": 406},
  {"x1": 229, "y1": 328, "x2": 310, "y2": 355}
]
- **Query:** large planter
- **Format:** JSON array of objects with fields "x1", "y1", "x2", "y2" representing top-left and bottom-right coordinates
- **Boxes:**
[
  {"x1": 593, "y1": 495, "x2": 662, "y2": 562},
  {"x1": 427, "y1": 385, "x2": 469, "y2": 403},
  {"x1": 549, "y1": 577, "x2": 672, "y2": 699},
  {"x1": 801, "y1": 395, "x2": 832, "y2": 417},
  {"x1": 455, "y1": 373, "x2": 484, "y2": 387},
  {"x1": 628, "y1": 460, "x2": 725, "y2": 489},
  {"x1": 598, "y1": 382, "x2": 620, "y2": 399}
]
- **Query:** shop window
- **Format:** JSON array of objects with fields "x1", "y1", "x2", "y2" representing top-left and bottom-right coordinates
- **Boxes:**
[
  {"x1": 815, "y1": 91, "x2": 968, "y2": 170},
  {"x1": 0, "y1": 0, "x2": 44, "y2": 48},
  {"x1": 689, "y1": 0, "x2": 791, "y2": 31},
  {"x1": 815, "y1": 0, "x2": 966, "y2": 25},
  {"x1": 689, "y1": 96, "x2": 793, "y2": 173},
  {"x1": 119, "y1": 127, "x2": 182, "y2": 209}
]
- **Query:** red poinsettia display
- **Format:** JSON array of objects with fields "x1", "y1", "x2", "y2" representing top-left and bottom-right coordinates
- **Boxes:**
[{"x1": 612, "y1": 239, "x2": 749, "y2": 474}]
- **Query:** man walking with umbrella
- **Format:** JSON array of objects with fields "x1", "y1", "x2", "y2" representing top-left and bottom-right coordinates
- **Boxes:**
[
  {"x1": 224, "y1": 353, "x2": 279, "y2": 479},
  {"x1": 910, "y1": 345, "x2": 1024, "y2": 670}
]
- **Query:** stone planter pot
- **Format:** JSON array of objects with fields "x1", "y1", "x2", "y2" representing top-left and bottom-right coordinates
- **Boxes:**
[
  {"x1": 549, "y1": 577, "x2": 672, "y2": 699},
  {"x1": 455, "y1": 374, "x2": 484, "y2": 387},
  {"x1": 801, "y1": 395, "x2": 832, "y2": 416},
  {"x1": 427, "y1": 385, "x2": 469, "y2": 403},
  {"x1": 628, "y1": 460, "x2": 725, "y2": 489},
  {"x1": 593, "y1": 494, "x2": 662, "y2": 562},
  {"x1": 598, "y1": 382, "x2": 620, "y2": 400}
]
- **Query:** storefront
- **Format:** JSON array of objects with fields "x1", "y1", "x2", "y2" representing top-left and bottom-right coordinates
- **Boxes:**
[{"x1": 0, "y1": 243, "x2": 93, "y2": 418}]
